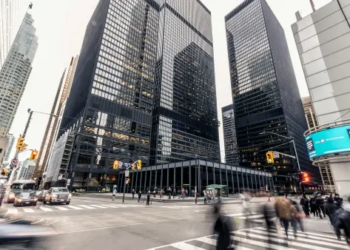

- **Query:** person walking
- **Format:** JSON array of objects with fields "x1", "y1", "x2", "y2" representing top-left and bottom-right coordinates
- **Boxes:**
[
  {"x1": 316, "y1": 194, "x2": 325, "y2": 219},
  {"x1": 132, "y1": 189, "x2": 135, "y2": 199},
  {"x1": 310, "y1": 195, "x2": 318, "y2": 217},
  {"x1": 275, "y1": 197, "x2": 297, "y2": 238},
  {"x1": 300, "y1": 195, "x2": 310, "y2": 217},
  {"x1": 334, "y1": 194, "x2": 343, "y2": 208},
  {"x1": 138, "y1": 190, "x2": 142, "y2": 203},
  {"x1": 168, "y1": 187, "x2": 172, "y2": 200},
  {"x1": 335, "y1": 197, "x2": 350, "y2": 244},
  {"x1": 112, "y1": 185, "x2": 117, "y2": 201},
  {"x1": 213, "y1": 204, "x2": 235, "y2": 250},
  {"x1": 292, "y1": 200, "x2": 305, "y2": 233},
  {"x1": 159, "y1": 188, "x2": 164, "y2": 201},
  {"x1": 146, "y1": 191, "x2": 151, "y2": 205},
  {"x1": 181, "y1": 188, "x2": 185, "y2": 199}
]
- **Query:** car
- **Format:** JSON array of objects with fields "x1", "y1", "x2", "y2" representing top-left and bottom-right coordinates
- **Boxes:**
[
  {"x1": 44, "y1": 187, "x2": 71, "y2": 205},
  {"x1": 35, "y1": 190, "x2": 48, "y2": 202},
  {"x1": 13, "y1": 192, "x2": 37, "y2": 207},
  {"x1": 7, "y1": 180, "x2": 36, "y2": 203}
]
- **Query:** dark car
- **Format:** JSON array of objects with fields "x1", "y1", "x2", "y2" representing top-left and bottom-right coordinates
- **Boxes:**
[
  {"x1": 44, "y1": 187, "x2": 71, "y2": 205},
  {"x1": 14, "y1": 192, "x2": 37, "y2": 207}
]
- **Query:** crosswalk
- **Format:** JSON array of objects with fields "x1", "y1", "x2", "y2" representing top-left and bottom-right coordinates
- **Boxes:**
[
  {"x1": 2, "y1": 204, "x2": 142, "y2": 214},
  {"x1": 146, "y1": 227, "x2": 348, "y2": 250}
]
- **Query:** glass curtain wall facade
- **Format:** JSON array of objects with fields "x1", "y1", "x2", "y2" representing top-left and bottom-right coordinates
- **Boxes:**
[
  {"x1": 123, "y1": 160, "x2": 273, "y2": 195},
  {"x1": 151, "y1": 0, "x2": 220, "y2": 165},
  {"x1": 225, "y1": 0, "x2": 317, "y2": 192},
  {"x1": 222, "y1": 104, "x2": 239, "y2": 166},
  {"x1": 59, "y1": 0, "x2": 160, "y2": 190}
]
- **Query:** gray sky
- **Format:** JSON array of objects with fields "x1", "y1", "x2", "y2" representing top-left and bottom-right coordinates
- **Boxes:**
[{"x1": 10, "y1": 0, "x2": 332, "y2": 161}]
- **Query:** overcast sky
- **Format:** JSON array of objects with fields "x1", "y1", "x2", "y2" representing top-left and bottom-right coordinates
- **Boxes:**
[{"x1": 9, "y1": 0, "x2": 332, "y2": 161}]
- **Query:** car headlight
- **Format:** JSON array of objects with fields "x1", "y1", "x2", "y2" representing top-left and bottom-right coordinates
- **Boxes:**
[
  {"x1": 9, "y1": 193, "x2": 15, "y2": 198},
  {"x1": 34, "y1": 197, "x2": 38, "y2": 201},
  {"x1": 68, "y1": 194, "x2": 72, "y2": 199},
  {"x1": 16, "y1": 198, "x2": 22, "y2": 202}
]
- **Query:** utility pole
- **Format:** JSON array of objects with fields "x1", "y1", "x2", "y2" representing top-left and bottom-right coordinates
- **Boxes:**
[{"x1": 8, "y1": 109, "x2": 33, "y2": 184}]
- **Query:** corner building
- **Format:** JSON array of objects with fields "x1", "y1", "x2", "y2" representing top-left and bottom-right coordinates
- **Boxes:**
[
  {"x1": 150, "y1": 0, "x2": 220, "y2": 165},
  {"x1": 58, "y1": 0, "x2": 160, "y2": 189},
  {"x1": 225, "y1": 0, "x2": 319, "y2": 192}
]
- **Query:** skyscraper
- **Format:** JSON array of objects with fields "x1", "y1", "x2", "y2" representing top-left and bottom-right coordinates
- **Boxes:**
[
  {"x1": 0, "y1": 0, "x2": 30, "y2": 69},
  {"x1": 4, "y1": 134, "x2": 15, "y2": 163},
  {"x1": 150, "y1": 0, "x2": 219, "y2": 164},
  {"x1": 225, "y1": 0, "x2": 318, "y2": 192},
  {"x1": 222, "y1": 104, "x2": 238, "y2": 166},
  {"x1": 0, "y1": 13, "x2": 38, "y2": 137},
  {"x1": 57, "y1": 0, "x2": 160, "y2": 189},
  {"x1": 34, "y1": 56, "x2": 78, "y2": 181}
]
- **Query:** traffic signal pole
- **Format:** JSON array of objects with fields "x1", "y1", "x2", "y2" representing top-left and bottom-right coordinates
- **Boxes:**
[{"x1": 8, "y1": 110, "x2": 33, "y2": 184}]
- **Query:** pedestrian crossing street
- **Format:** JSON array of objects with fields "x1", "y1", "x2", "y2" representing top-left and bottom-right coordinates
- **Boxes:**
[
  {"x1": 146, "y1": 227, "x2": 348, "y2": 250},
  {"x1": 2, "y1": 204, "x2": 142, "y2": 214}
]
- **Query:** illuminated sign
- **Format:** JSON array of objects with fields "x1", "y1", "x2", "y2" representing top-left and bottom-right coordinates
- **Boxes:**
[{"x1": 305, "y1": 125, "x2": 350, "y2": 159}]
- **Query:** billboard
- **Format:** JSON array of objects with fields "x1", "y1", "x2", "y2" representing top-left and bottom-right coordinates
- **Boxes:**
[{"x1": 305, "y1": 125, "x2": 350, "y2": 159}]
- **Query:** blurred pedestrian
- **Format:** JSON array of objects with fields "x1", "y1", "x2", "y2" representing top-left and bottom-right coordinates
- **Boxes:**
[
  {"x1": 138, "y1": 190, "x2": 142, "y2": 203},
  {"x1": 146, "y1": 191, "x2": 151, "y2": 205},
  {"x1": 168, "y1": 187, "x2": 172, "y2": 199},
  {"x1": 335, "y1": 196, "x2": 350, "y2": 244},
  {"x1": 160, "y1": 188, "x2": 164, "y2": 201},
  {"x1": 325, "y1": 197, "x2": 338, "y2": 226},
  {"x1": 316, "y1": 194, "x2": 325, "y2": 219},
  {"x1": 300, "y1": 195, "x2": 310, "y2": 217},
  {"x1": 112, "y1": 185, "x2": 116, "y2": 201},
  {"x1": 132, "y1": 189, "x2": 135, "y2": 199},
  {"x1": 310, "y1": 195, "x2": 318, "y2": 217},
  {"x1": 293, "y1": 200, "x2": 305, "y2": 233},
  {"x1": 275, "y1": 197, "x2": 297, "y2": 238},
  {"x1": 213, "y1": 204, "x2": 234, "y2": 250},
  {"x1": 334, "y1": 194, "x2": 343, "y2": 208}
]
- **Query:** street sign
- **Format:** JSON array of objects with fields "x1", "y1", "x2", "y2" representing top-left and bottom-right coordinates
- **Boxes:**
[
  {"x1": 11, "y1": 159, "x2": 18, "y2": 166},
  {"x1": 125, "y1": 170, "x2": 129, "y2": 177},
  {"x1": 273, "y1": 151, "x2": 279, "y2": 158}
]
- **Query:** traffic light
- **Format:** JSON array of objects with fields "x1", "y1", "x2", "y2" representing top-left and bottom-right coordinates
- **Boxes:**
[
  {"x1": 16, "y1": 136, "x2": 24, "y2": 151},
  {"x1": 113, "y1": 160, "x2": 119, "y2": 169},
  {"x1": 266, "y1": 151, "x2": 274, "y2": 164},
  {"x1": 1, "y1": 168, "x2": 6, "y2": 176},
  {"x1": 136, "y1": 160, "x2": 142, "y2": 169},
  {"x1": 299, "y1": 172, "x2": 310, "y2": 183},
  {"x1": 29, "y1": 150, "x2": 38, "y2": 160}
]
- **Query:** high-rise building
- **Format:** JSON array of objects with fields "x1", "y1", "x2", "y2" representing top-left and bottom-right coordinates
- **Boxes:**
[
  {"x1": 293, "y1": 0, "x2": 350, "y2": 195},
  {"x1": 302, "y1": 97, "x2": 317, "y2": 130},
  {"x1": 17, "y1": 159, "x2": 35, "y2": 180},
  {"x1": 150, "y1": 1, "x2": 219, "y2": 165},
  {"x1": 225, "y1": 0, "x2": 318, "y2": 192},
  {"x1": 0, "y1": 13, "x2": 38, "y2": 137},
  {"x1": 54, "y1": 0, "x2": 219, "y2": 190},
  {"x1": 0, "y1": 0, "x2": 30, "y2": 69},
  {"x1": 34, "y1": 56, "x2": 79, "y2": 181},
  {"x1": 4, "y1": 134, "x2": 15, "y2": 163},
  {"x1": 222, "y1": 104, "x2": 238, "y2": 166}
]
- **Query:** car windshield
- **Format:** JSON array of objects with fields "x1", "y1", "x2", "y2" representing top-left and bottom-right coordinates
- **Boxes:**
[
  {"x1": 11, "y1": 184, "x2": 22, "y2": 189},
  {"x1": 20, "y1": 193, "x2": 35, "y2": 198},
  {"x1": 52, "y1": 188, "x2": 69, "y2": 192}
]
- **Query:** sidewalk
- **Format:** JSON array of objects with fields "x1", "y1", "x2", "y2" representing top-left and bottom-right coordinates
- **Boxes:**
[{"x1": 72, "y1": 192, "x2": 271, "y2": 204}]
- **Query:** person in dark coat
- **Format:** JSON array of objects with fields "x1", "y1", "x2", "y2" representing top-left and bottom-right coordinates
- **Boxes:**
[
  {"x1": 310, "y1": 195, "x2": 318, "y2": 217},
  {"x1": 335, "y1": 197, "x2": 350, "y2": 244},
  {"x1": 316, "y1": 194, "x2": 325, "y2": 219},
  {"x1": 138, "y1": 190, "x2": 142, "y2": 203},
  {"x1": 300, "y1": 196, "x2": 310, "y2": 217},
  {"x1": 334, "y1": 194, "x2": 343, "y2": 208},
  {"x1": 325, "y1": 197, "x2": 339, "y2": 226},
  {"x1": 213, "y1": 204, "x2": 234, "y2": 250},
  {"x1": 146, "y1": 191, "x2": 151, "y2": 205}
]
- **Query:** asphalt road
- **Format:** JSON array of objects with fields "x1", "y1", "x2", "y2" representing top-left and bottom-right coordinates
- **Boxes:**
[{"x1": 0, "y1": 197, "x2": 345, "y2": 250}]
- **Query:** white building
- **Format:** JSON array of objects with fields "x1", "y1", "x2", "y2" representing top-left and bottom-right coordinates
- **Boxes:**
[
  {"x1": 292, "y1": 0, "x2": 350, "y2": 195},
  {"x1": 0, "y1": 0, "x2": 30, "y2": 69},
  {"x1": 17, "y1": 158, "x2": 35, "y2": 180},
  {"x1": 4, "y1": 134, "x2": 15, "y2": 163},
  {"x1": 0, "y1": 13, "x2": 38, "y2": 137}
]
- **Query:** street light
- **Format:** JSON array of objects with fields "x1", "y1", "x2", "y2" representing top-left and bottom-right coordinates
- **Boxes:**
[{"x1": 259, "y1": 131, "x2": 301, "y2": 171}]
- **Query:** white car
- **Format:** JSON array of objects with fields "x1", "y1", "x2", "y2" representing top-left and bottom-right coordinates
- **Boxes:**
[{"x1": 44, "y1": 187, "x2": 71, "y2": 205}]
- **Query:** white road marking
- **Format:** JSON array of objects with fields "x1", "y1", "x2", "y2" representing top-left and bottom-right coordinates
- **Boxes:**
[
  {"x1": 197, "y1": 237, "x2": 254, "y2": 250},
  {"x1": 6, "y1": 208, "x2": 18, "y2": 214},
  {"x1": 90, "y1": 205, "x2": 108, "y2": 208},
  {"x1": 171, "y1": 242, "x2": 206, "y2": 250},
  {"x1": 66, "y1": 205, "x2": 82, "y2": 210},
  {"x1": 39, "y1": 206, "x2": 53, "y2": 212},
  {"x1": 22, "y1": 208, "x2": 35, "y2": 213},
  {"x1": 52, "y1": 206, "x2": 69, "y2": 211},
  {"x1": 78, "y1": 205, "x2": 95, "y2": 209}
]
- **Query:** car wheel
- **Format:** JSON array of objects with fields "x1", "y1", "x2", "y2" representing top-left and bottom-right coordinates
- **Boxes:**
[
  {"x1": 43, "y1": 200, "x2": 46, "y2": 204},
  {"x1": 13, "y1": 204, "x2": 16, "y2": 207},
  {"x1": 66, "y1": 201, "x2": 70, "y2": 205},
  {"x1": 34, "y1": 203, "x2": 37, "y2": 206}
]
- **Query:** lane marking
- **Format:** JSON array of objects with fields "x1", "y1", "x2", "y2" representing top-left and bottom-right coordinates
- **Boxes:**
[
  {"x1": 22, "y1": 208, "x2": 35, "y2": 213},
  {"x1": 66, "y1": 205, "x2": 82, "y2": 210},
  {"x1": 39, "y1": 206, "x2": 53, "y2": 212},
  {"x1": 171, "y1": 242, "x2": 206, "y2": 250},
  {"x1": 52, "y1": 206, "x2": 69, "y2": 211},
  {"x1": 196, "y1": 237, "x2": 254, "y2": 250},
  {"x1": 90, "y1": 205, "x2": 108, "y2": 208},
  {"x1": 78, "y1": 205, "x2": 95, "y2": 209},
  {"x1": 6, "y1": 208, "x2": 18, "y2": 214}
]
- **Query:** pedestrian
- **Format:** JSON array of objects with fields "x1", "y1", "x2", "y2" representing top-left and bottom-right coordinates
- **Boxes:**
[
  {"x1": 334, "y1": 193, "x2": 343, "y2": 208},
  {"x1": 310, "y1": 195, "x2": 318, "y2": 217},
  {"x1": 335, "y1": 196, "x2": 350, "y2": 244},
  {"x1": 292, "y1": 200, "x2": 305, "y2": 233},
  {"x1": 262, "y1": 202, "x2": 275, "y2": 243},
  {"x1": 138, "y1": 190, "x2": 142, "y2": 203},
  {"x1": 213, "y1": 204, "x2": 234, "y2": 250},
  {"x1": 316, "y1": 194, "x2": 325, "y2": 219},
  {"x1": 173, "y1": 188, "x2": 176, "y2": 199},
  {"x1": 300, "y1": 195, "x2": 310, "y2": 217},
  {"x1": 160, "y1": 188, "x2": 164, "y2": 201},
  {"x1": 325, "y1": 197, "x2": 340, "y2": 229},
  {"x1": 185, "y1": 189, "x2": 188, "y2": 198},
  {"x1": 146, "y1": 191, "x2": 151, "y2": 205},
  {"x1": 132, "y1": 189, "x2": 135, "y2": 199},
  {"x1": 168, "y1": 187, "x2": 172, "y2": 200},
  {"x1": 181, "y1": 188, "x2": 185, "y2": 199},
  {"x1": 275, "y1": 197, "x2": 297, "y2": 238},
  {"x1": 112, "y1": 186, "x2": 116, "y2": 201}
]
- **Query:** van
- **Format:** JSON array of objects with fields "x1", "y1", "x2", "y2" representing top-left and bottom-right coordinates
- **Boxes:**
[{"x1": 7, "y1": 180, "x2": 36, "y2": 203}]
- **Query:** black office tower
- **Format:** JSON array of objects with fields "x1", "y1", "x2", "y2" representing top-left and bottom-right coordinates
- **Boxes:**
[
  {"x1": 225, "y1": 0, "x2": 319, "y2": 192},
  {"x1": 222, "y1": 104, "x2": 239, "y2": 166},
  {"x1": 150, "y1": 1, "x2": 220, "y2": 164},
  {"x1": 59, "y1": 0, "x2": 160, "y2": 189}
]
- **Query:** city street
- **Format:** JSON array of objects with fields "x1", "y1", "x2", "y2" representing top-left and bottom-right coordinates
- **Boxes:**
[{"x1": 0, "y1": 196, "x2": 346, "y2": 250}]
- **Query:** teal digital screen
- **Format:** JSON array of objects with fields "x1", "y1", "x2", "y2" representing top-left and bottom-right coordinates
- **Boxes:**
[{"x1": 305, "y1": 125, "x2": 350, "y2": 159}]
